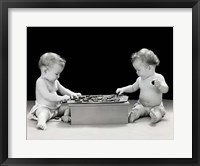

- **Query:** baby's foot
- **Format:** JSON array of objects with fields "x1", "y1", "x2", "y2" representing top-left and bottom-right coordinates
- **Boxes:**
[
  {"x1": 36, "y1": 121, "x2": 47, "y2": 130},
  {"x1": 128, "y1": 111, "x2": 137, "y2": 123},
  {"x1": 149, "y1": 111, "x2": 158, "y2": 123},
  {"x1": 150, "y1": 109, "x2": 165, "y2": 124},
  {"x1": 61, "y1": 115, "x2": 71, "y2": 123}
]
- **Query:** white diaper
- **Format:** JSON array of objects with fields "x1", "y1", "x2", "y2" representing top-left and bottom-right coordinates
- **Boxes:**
[{"x1": 27, "y1": 101, "x2": 61, "y2": 120}]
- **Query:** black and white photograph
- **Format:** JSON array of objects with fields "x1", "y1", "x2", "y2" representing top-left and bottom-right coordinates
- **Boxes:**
[
  {"x1": 27, "y1": 27, "x2": 173, "y2": 140},
  {"x1": 1, "y1": 0, "x2": 198, "y2": 165}
]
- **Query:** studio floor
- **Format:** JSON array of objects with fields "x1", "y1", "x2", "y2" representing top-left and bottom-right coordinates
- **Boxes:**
[{"x1": 27, "y1": 100, "x2": 173, "y2": 140}]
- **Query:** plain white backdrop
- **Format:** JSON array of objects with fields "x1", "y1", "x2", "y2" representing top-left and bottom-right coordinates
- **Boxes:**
[{"x1": 8, "y1": 8, "x2": 192, "y2": 158}]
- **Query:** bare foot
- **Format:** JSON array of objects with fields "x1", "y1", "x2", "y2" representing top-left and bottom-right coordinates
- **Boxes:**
[
  {"x1": 150, "y1": 108, "x2": 166, "y2": 123},
  {"x1": 61, "y1": 115, "x2": 71, "y2": 123},
  {"x1": 149, "y1": 111, "x2": 158, "y2": 123},
  {"x1": 128, "y1": 111, "x2": 137, "y2": 123},
  {"x1": 150, "y1": 110, "x2": 162, "y2": 124},
  {"x1": 36, "y1": 121, "x2": 47, "y2": 130}
]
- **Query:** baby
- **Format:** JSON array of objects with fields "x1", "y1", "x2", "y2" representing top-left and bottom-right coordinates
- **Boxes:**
[
  {"x1": 116, "y1": 48, "x2": 169, "y2": 123},
  {"x1": 27, "y1": 52, "x2": 81, "y2": 130}
]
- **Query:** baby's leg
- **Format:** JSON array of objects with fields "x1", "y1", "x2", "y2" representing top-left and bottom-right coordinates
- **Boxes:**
[
  {"x1": 35, "y1": 107, "x2": 51, "y2": 130},
  {"x1": 150, "y1": 105, "x2": 166, "y2": 123},
  {"x1": 128, "y1": 103, "x2": 148, "y2": 123},
  {"x1": 58, "y1": 104, "x2": 71, "y2": 123}
]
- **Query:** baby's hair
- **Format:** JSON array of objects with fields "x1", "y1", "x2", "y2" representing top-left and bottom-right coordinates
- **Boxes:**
[
  {"x1": 38, "y1": 52, "x2": 66, "y2": 69},
  {"x1": 131, "y1": 48, "x2": 160, "y2": 66}
]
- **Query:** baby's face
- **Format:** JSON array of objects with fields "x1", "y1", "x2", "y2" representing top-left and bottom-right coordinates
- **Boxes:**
[
  {"x1": 132, "y1": 59, "x2": 150, "y2": 79},
  {"x1": 45, "y1": 63, "x2": 64, "y2": 82}
]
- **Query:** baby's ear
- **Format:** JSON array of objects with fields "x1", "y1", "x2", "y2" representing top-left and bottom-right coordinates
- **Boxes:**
[
  {"x1": 149, "y1": 65, "x2": 154, "y2": 70},
  {"x1": 44, "y1": 68, "x2": 48, "y2": 73},
  {"x1": 41, "y1": 66, "x2": 48, "y2": 73}
]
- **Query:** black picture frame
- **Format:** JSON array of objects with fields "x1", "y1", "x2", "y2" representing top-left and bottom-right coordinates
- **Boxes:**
[{"x1": 0, "y1": 0, "x2": 199, "y2": 166}]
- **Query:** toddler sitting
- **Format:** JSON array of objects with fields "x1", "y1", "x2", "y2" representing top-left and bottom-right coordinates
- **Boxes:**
[{"x1": 116, "y1": 48, "x2": 169, "y2": 123}]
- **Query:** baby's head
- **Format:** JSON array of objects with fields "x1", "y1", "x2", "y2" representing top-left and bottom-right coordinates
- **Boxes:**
[
  {"x1": 39, "y1": 52, "x2": 66, "y2": 69},
  {"x1": 131, "y1": 48, "x2": 160, "y2": 79},
  {"x1": 39, "y1": 52, "x2": 66, "y2": 81},
  {"x1": 131, "y1": 48, "x2": 160, "y2": 66}
]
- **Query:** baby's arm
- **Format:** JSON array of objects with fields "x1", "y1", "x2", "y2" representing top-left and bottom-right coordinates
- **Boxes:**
[
  {"x1": 154, "y1": 75, "x2": 169, "y2": 93},
  {"x1": 116, "y1": 78, "x2": 140, "y2": 95},
  {"x1": 36, "y1": 79, "x2": 66, "y2": 102},
  {"x1": 57, "y1": 81, "x2": 81, "y2": 98}
]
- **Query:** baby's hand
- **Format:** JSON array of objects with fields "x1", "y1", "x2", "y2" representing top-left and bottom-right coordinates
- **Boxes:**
[
  {"x1": 70, "y1": 92, "x2": 82, "y2": 99},
  {"x1": 76, "y1": 93, "x2": 82, "y2": 97},
  {"x1": 153, "y1": 79, "x2": 161, "y2": 88},
  {"x1": 61, "y1": 95, "x2": 70, "y2": 102},
  {"x1": 116, "y1": 88, "x2": 124, "y2": 95}
]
